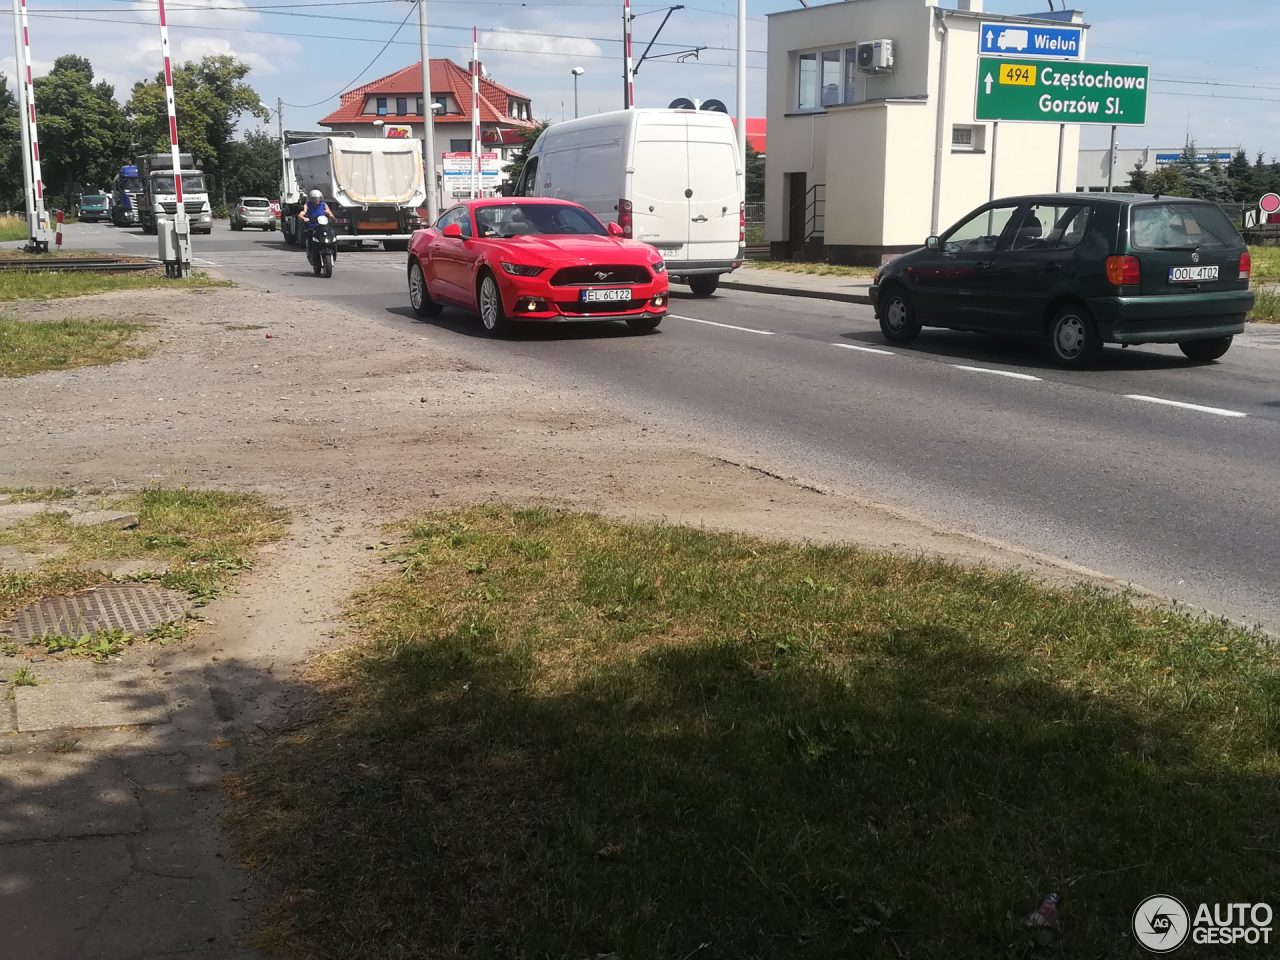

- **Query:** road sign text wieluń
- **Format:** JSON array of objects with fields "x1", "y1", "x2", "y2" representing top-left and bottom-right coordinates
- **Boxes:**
[{"x1": 975, "y1": 56, "x2": 1149, "y2": 125}]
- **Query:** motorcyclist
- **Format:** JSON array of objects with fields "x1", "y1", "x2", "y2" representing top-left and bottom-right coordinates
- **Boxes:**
[{"x1": 298, "y1": 189, "x2": 333, "y2": 255}]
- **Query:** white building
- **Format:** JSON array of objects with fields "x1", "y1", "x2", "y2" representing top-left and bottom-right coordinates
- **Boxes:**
[
  {"x1": 1076, "y1": 146, "x2": 1235, "y2": 192},
  {"x1": 765, "y1": 0, "x2": 1087, "y2": 264}
]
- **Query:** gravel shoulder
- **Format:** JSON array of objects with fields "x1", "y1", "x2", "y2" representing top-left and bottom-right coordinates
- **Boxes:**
[{"x1": 0, "y1": 283, "x2": 1140, "y2": 957}]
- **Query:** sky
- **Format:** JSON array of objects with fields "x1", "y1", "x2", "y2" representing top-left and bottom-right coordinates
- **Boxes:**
[{"x1": 8, "y1": 0, "x2": 1280, "y2": 158}]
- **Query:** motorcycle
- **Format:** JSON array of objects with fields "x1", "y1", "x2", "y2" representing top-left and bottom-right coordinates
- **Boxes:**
[{"x1": 306, "y1": 215, "x2": 337, "y2": 279}]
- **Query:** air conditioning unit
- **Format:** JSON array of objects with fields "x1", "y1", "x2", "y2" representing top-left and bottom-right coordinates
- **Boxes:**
[{"x1": 857, "y1": 39, "x2": 894, "y2": 73}]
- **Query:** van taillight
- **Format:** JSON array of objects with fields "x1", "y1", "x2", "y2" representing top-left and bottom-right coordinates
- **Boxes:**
[
  {"x1": 739, "y1": 201, "x2": 745, "y2": 244},
  {"x1": 1239, "y1": 250, "x2": 1251, "y2": 281},
  {"x1": 618, "y1": 199, "x2": 633, "y2": 239},
  {"x1": 1105, "y1": 255, "x2": 1141, "y2": 286}
]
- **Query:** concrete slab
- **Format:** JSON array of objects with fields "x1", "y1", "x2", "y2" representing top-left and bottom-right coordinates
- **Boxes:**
[
  {"x1": 78, "y1": 559, "x2": 171, "y2": 578},
  {"x1": 68, "y1": 510, "x2": 139, "y2": 529},
  {"x1": 0, "y1": 502, "x2": 70, "y2": 529},
  {"x1": 0, "y1": 753, "x2": 144, "y2": 842},
  {"x1": 0, "y1": 544, "x2": 68, "y2": 572},
  {"x1": 15, "y1": 678, "x2": 172, "y2": 732}
]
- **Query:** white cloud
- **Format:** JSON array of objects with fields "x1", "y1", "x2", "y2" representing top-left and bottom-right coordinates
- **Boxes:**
[{"x1": 479, "y1": 30, "x2": 601, "y2": 60}]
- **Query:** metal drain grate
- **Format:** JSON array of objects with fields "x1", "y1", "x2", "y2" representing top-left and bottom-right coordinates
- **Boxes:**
[{"x1": 1, "y1": 583, "x2": 189, "y2": 643}]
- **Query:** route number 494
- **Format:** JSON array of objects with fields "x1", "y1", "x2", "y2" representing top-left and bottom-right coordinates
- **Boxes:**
[{"x1": 999, "y1": 64, "x2": 1037, "y2": 86}]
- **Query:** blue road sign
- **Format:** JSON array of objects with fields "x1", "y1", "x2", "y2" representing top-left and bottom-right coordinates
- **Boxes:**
[{"x1": 979, "y1": 22, "x2": 1084, "y2": 59}]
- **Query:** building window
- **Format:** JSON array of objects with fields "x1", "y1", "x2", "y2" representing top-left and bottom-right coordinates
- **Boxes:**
[
  {"x1": 951, "y1": 125, "x2": 985, "y2": 152},
  {"x1": 396, "y1": 97, "x2": 408, "y2": 116},
  {"x1": 450, "y1": 139, "x2": 471, "y2": 152},
  {"x1": 844, "y1": 48, "x2": 859, "y2": 104},
  {"x1": 376, "y1": 98, "x2": 387, "y2": 116},
  {"x1": 798, "y1": 47, "x2": 856, "y2": 111},
  {"x1": 821, "y1": 50, "x2": 841, "y2": 107},
  {"x1": 416, "y1": 97, "x2": 424, "y2": 115}
]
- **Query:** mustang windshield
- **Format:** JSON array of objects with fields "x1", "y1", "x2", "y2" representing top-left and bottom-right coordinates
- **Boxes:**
[{"x1": 474, "y1": 203, "x2": 607, "y2": 239}]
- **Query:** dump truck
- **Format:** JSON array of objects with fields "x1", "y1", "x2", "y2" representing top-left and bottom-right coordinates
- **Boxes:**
[
  {"x1": 135, "y1": 152, "x2": 213, "y2": 235},
  {"x1": 281, "y1": 131, "x2": 427, "y2": 251}
]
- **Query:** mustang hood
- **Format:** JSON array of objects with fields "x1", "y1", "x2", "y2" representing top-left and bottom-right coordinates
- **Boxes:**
[{"x1": 499, "y1": 235, "x2": 651, "y2": 260}]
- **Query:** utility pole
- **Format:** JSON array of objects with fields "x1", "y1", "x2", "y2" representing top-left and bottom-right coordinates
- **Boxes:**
[
  {"x1": 735, "y1": 0, "x2": 746, "y2": 197},
  {"x1": 572, "y1": 67, "x2": 584, "y2": 119},
  {"x1": 276, "y1": 97, "x2": 286, "y2": 216},
  {"x1": 1107, "y1": 124, "x2": 1117, "y2": 193},
  {"x1": 416, "y1": 0, "x2": 438, "y2": 221},
  {"x1": 622, "y1": 0, "x2": 634, "y2": 108}
]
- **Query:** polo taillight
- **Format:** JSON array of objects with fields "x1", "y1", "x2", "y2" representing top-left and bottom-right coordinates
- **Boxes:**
[
  {"x1": 618, "y1": 198, "x2": 633, "y2": 239},
  {"x1": 1105, "y1": 255, "x2": 1141, "y2": 286},
  {"x1": 1239, "y1": 250, "x2": 1251, "y2": 281}
]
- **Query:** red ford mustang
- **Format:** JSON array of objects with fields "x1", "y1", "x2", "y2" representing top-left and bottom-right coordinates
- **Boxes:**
[{"x1": 406, "y1": 198, "x2": 669, "y2": 336}]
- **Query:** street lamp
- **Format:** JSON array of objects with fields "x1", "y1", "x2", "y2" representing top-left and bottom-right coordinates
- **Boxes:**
[{"x1": 571, "y1": 67, "x2": 585, "y2": 119}]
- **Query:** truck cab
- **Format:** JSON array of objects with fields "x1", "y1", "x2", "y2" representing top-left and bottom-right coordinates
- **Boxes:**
[{"x1": 136, "y1": 154, "x2": 213, "y2": 235}]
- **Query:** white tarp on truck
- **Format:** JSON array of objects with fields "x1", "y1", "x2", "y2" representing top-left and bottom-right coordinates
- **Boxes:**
[{"x1": 290, "y1": 137, "x2": 425, "y2": 207}]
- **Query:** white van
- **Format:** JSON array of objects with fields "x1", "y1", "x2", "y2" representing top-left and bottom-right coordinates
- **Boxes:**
[{"x1": 513, "y1": 108, "x2": 744, "y2": 296}]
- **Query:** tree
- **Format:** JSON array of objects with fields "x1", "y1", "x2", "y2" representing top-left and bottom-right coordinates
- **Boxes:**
[
  {"x1": 126, "y1": 55, "x2": 268, "y2": 189},
  {"x1": 33, "y1": 55, "x2": 131, "y2": 203},
  {"x1": 223, "y1": 128, "x2": 281, "y2": 200},
  {"x1": 1146, "y1": 165, "x2": 1189, "y2": 198},
  {"x1": 1171, "y1": 141, "x2": 1227, "y2": 202},
  {"x1": 745, "y1": 140, "x2": 764, "y2": 204},
  {"x1": 0, "y1": 73, "x2": 24, "y2": 209},
  {"x1": 1126, "y1": 161, "x2": 1149, "y2": 194},
  {"x1": 502, "y1": 120, "x2": 550, "y2": 186}
]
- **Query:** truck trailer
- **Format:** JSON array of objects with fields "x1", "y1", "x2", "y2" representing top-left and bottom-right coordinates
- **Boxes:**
[{"x1": 281, "y1": 132, "x2": 427, "y2": 251}]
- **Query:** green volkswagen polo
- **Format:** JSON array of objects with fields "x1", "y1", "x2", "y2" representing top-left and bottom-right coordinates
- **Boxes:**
[{"x1": 869, "y1": 194, "x2": 1255, "y2": 367}]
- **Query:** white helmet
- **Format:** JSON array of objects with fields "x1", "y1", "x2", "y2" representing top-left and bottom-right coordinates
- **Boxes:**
[{"x1": 308, "y1": 190, "x2": 324, "y2": 202}]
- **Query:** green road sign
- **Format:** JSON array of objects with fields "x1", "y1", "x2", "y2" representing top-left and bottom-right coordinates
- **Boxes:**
[{"x1": 975, "y1": 56, "x2": 1149, "y2": 125}]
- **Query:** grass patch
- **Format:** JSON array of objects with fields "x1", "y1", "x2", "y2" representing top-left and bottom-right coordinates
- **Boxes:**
[
  {"x1": 0, "y1": 215, "x2": 27, "y2": 242},
  {"x1": 0, "y1": 487, "x2": 75, "y2": 503},
  {"x1": 743, "y1": 260, "x2": 877, "y2": 279},
  {"x1": 0, "y1": 317, "x2": 151, "y2": 377},
  {"x1": 1249, "y1": 286, "x2": 1280, "y2": 323},
  {"x1": 1249, "y1": 245, "x2": 1280, "y2": 284},
  {"x1": 231, "y1": 509, "x2": 1280, "y2": 959},
  {"x1": 0, "y1": 488, "x2": 288, "y2": 654},
  {"x1": 0, "y1": 270, "x2": 228, "y2": 302}
]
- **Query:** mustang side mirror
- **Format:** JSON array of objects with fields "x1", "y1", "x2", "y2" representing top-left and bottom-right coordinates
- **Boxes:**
[
  {"x1": 442, "y1": 223, "x2": 463, "y2": 239},
  {"x1": 925, "y1": 236, "x2": 940, "y2": 251},
  {"x1": 607, "y1": 222, "x2": 625, "y2": 237}
]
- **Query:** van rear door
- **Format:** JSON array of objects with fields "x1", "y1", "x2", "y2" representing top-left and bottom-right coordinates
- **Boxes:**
[
  {"x1": 687, "y1": 138, "x2": 740, "y2": 264},
  {"x1": 631, "y1": 114, "x2": 690, "y2": 258}
]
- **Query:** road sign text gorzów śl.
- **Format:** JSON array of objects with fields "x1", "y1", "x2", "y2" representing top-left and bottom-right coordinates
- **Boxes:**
[{"x1": 975, "y1": 57, "x2": 1149, "y2": 125}]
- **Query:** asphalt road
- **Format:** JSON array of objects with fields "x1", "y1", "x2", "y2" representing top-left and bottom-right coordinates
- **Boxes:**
[{"x1": 74, "y1": 222, "x2": 1280, "y2": 630}]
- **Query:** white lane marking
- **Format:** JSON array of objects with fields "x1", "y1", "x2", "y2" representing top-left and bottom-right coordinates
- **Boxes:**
[
  {"x1": 1124, "y1": 394, "x2": 1247, "y2": 418},
  {"x1": 669, "y1": 314, "x2": 775, "y2": 336},
  {"x1": 833, "y1": 343, "x2": 895, "y2": 356},
  {"x1": 952, "y1": 364, "x2": 1043, "y2": 382}
]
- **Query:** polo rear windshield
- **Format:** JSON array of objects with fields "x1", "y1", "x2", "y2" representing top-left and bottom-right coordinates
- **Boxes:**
[{"x1": 1130, "y1": 202, "x2": 1241, "y2": 252}]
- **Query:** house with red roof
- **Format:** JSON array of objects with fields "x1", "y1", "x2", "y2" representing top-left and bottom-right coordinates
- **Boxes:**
[{"x1": 319, "y1": 59, "x2": 535, "y2": 193}]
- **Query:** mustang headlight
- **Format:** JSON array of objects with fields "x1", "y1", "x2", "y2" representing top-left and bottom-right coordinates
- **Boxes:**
[
  {"x1": 500, "y1": 262, "x2": 543, "y2": 277},
  {"x1": 652, "y1": 260, "x2": 667, "y2": 274}
]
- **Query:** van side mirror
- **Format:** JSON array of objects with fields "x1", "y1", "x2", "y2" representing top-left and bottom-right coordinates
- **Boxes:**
[
  {"x1": 442, "y1": 223, "x2": 463, "y2": 238},
  {"x1": 926, "y1": 236, "x2": 940, "y2": 251},
  {"x1": 607, "y1": 222, "x2": 625, "y2": 237}
]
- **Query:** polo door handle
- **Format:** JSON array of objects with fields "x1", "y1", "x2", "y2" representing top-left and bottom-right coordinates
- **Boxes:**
[{"x1": 1044, "y1": 262, "x2": 1063, "y2": 273}]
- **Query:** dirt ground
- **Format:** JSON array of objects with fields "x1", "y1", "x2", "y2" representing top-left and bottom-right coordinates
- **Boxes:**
[{"x1": 0, "y1": 284, "x2": 1128, "y2": 958}]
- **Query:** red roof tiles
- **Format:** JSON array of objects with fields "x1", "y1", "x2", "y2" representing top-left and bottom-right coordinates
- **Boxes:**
[{"x1": 319, "y1": 59, "x2": 533, "y2": 129}]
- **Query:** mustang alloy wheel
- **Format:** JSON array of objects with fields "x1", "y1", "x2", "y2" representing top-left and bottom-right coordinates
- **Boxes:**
[
  {"x1": 409, "y1": 261, "x2": 443, "y2": 318},
  {"x1": 478, "y1": 274, "x2": 511, "y2": 336}
]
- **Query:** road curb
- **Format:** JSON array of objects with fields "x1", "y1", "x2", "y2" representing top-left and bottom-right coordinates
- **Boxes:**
[{"x1": 716, "y1": 279, "x2": 873, "y2": 306}]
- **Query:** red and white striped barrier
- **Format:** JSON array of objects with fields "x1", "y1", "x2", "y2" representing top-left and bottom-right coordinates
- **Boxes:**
[
  {"x1": 157, "y1": 0, "x2": 185, "y2": 217},
  {"x1": 54, "y1": 209, "x2": 62, "y2": 250}
]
